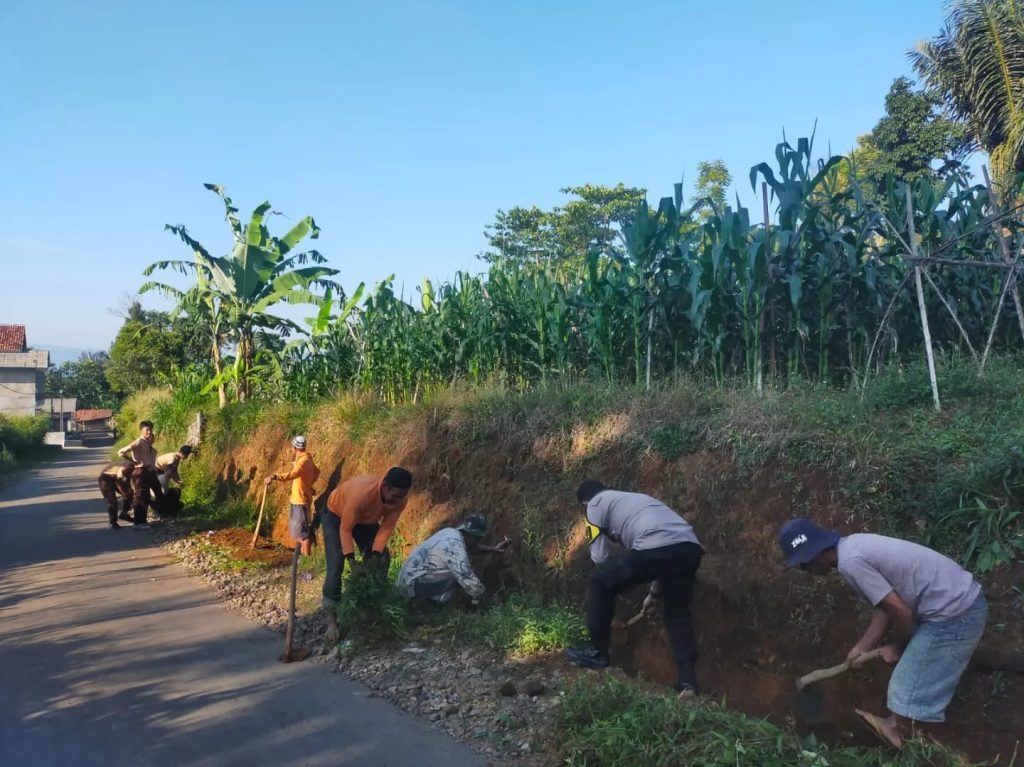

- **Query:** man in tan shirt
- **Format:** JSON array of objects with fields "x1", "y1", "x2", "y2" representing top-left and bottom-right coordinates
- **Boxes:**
[
  {"x1": 321, "y1": 466, "x2": 412, "y2": 640},
  {"x1": 156, "y1": 445, "x2": 193, "y2": 491},
  {"x1": 117, "y1": 420, "x2": 162, "y2": 529}
]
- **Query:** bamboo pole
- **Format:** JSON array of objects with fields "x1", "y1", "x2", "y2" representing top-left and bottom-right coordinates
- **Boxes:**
[
  {"x1": 905, "y1": 185, "x2": 941, "y2": 412},
  {"x1": 757, "y1": 182, "x2": 770, "y2": 394},
  {"x1": 981, "y1": 166, "x2": 1024, "y2": 357}
]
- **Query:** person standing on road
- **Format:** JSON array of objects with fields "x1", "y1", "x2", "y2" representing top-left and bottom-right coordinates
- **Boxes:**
[
  {"x1": 117, "y1": 420, "x2": 162, "y2": 529},
  {"x1": 397, "y1": 512, "x2": 510, "y2": 606},
  {"x1": 565, "y1": 480, "x2": 704, "y2": 697},
  {"x1": 97, "y1": 459, "x2": 134, "y2": 529},
  {"x1": 778, "y1": 518, "x2": 987, "y2": 749},
  {"x1": 321, "y1": 467, "x2": 413, "y2": 641},
  {"x1": 265, "y1": 436, "x2": 320, "y2": 557},
  {"x1": 156, "y1": 445, "x2": 193, "y2": 492}
]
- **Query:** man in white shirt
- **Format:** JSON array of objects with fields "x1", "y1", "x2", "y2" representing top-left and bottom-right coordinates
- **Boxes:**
[{"x1": 778, "y1": 518, "x2": 987, "y2": 748}]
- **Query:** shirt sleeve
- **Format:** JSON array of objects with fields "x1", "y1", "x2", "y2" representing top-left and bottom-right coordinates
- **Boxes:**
[
  {"x1": 589, "y1": 534, "x2": 614, "y2": 565},
  {"x1": 372, "y1": 508, "x2": 404, "y2": 553},
  {"x1": 277, "y1": 458, "x2": 302, "y2": 482},
  {"x1": 839, "y1": 557, "x2": 895, "y2": 606},
  {"x1": 447, "y1": 538, "x2": 485, "y2": 599},
  {"x1": 335, "y1": 487, "x2": 356, "y2": 556}
]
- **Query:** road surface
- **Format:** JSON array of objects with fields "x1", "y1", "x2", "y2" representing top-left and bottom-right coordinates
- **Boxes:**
[{"x1": 0, "y1": 445, "x2": 487, "y2": 767}]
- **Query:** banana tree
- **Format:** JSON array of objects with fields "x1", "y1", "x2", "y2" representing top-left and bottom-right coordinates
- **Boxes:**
[{"x1": 142, "y1": 184, "x2": 339, "y2": 403}]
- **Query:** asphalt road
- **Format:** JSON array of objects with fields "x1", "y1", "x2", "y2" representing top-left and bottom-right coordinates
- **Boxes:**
[{"x1": 0, "y1": 445, "x2": 487, "y2": 767}]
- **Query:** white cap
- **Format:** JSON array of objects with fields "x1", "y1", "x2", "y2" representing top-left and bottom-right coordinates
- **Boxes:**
[{"x1": 291, "y1": 435, "x2": 307, "y2": 450}]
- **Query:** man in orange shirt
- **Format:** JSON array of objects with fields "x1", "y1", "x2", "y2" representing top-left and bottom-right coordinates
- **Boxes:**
[
  {"x1": 265, "y1": 435, "x2": 320, "y2": 556},
  {"x1": 321, "y1": 466, "x2": 413, "y2": 640}
]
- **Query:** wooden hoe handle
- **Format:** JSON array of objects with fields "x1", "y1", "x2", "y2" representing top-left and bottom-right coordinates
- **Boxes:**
[{"x1": 796, "y1": 647, "x2": 884, "y2": 690}]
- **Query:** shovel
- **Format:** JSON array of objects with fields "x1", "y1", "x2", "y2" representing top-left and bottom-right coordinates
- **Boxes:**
[
  {"x1": 251, "y1": 484, "x2": 269, "y2": 549},
  {"x1": 793, "y1": 647, "x2": 884, "y2": 723},
  {"x1": 279, "y1": 542, "x2": 310, "y2": 663}
]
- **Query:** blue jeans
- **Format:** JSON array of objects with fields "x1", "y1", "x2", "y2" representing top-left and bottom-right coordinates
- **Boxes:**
[{"x1": 888, "y1": 593, "x2": 987, "y2": 722}]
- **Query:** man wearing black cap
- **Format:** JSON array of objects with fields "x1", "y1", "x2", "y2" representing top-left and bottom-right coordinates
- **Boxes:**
[
  {"x1": 778, "y1": 518, "x2": 987, "y2": 748},
  {"x1": 565, "y1": 480, "x2": 704, "y2": 696},
  {"x1": 397, "y1": 513, "x2": 511, "y2": 606}
]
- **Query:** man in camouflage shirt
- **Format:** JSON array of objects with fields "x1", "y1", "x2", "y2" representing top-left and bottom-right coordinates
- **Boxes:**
[{"x1": 398, "y1": 513, "x2": 510, "y2": 605}]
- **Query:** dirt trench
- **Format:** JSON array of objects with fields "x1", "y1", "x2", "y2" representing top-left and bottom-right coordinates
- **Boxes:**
[{"x1": 206, "y1": 410, "x2": 1024, "y2": 764}]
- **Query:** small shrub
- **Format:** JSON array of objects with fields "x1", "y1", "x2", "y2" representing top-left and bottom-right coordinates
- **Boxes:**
[
  {"x1": 337, "y1": 563, "x2": 409, "y2": 642},
  {"x1": 648, "y1": 422, "x2": 703, "y2": 460}
]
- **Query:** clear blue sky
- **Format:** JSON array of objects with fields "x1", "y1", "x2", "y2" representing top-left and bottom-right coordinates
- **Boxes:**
[{"x1": 0, "y1": 0, "x2": 948, "y2": 350}]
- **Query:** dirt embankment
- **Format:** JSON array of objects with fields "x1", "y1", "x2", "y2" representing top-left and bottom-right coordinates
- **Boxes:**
[{"x1": 203, "y1": 400, "x2": 1024, "y2": 764}]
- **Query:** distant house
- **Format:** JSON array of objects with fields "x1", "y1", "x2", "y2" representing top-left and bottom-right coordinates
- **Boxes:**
[
  {"x1": 0, "y1": 325, "x2": 49, "y2": 418},
  {"x1": 40, "y1": 398, "x2": 78, "y2": 432},
  {"x1": 74, "y1": 409, "x2": 114, "y2": 432}
]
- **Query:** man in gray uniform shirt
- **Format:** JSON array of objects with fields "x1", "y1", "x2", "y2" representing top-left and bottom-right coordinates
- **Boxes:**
[
  {"x1": 565, "y1": 480, "x2": 704, "y2": 695},
  {"x1": 778, "y1": 518, "x2": 987, "y2": 748}
]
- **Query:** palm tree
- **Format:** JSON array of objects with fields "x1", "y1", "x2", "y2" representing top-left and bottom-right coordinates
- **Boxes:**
[
  {"x1": 910, "y1": 0, "x2": 1024, "y2": 187},
  {"x1": 141, "y1": 184, "x2": 339, "y2": 403}
]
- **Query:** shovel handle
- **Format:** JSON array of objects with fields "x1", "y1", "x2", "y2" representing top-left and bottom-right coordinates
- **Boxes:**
[
  {"x1": 251, "y1": 484, "x2": 269, "y2": 548},
  {"x1": 796, "y1": 647, "x2": 884, "y2": 690}
]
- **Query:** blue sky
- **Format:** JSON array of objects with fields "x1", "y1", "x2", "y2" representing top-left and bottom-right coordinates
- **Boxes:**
[{"x1": 0, "y1": 0, "x2": 948, "y2": 350}]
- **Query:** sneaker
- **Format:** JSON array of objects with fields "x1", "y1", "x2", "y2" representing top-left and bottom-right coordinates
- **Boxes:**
[
  {"x1": 132, "y1": 524, "x2": 150, "y2": 530},
  {"x1": 564, "y1": 646, "x2": 609, "y2": 670},
  {"x1": 109, "y1": 521, "x2": 121, "y2": 529},
  {"x1": 676, "y1": 684, "x2": 698, "y2": 699}
]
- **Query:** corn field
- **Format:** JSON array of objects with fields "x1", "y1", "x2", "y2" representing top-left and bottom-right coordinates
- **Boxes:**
[{"x1": 276, "y1": 137, "x2": 1024, "y2": 403}]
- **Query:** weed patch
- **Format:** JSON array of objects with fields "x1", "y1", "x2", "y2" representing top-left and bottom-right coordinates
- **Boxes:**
[{"x1": 557, "y1": 675, "x2": 974, "y2": 767}]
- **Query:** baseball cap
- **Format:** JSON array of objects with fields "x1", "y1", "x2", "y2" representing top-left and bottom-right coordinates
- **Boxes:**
[
  {"x1": 291, "y1": 435, "x2": 307, "y2": 450},
  {"x1": 457, "y1": 512, "x2": 488, "y2": 537},
  {"x1": 777, "y1": 518, "x2": 840, "y2": 568}
]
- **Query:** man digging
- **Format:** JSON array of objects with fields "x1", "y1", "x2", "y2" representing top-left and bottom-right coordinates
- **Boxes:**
[
  {"x1": 265, "y1": 436, "x2": 320, "y2": 557},
  {"x1": 778, "y1": 518, "x2": 987, "y2": 748},
  {"x1": 565, "y1": 480, "x2": 704, "y2": 697},
  {"x1": 397, "y1": 512, "x2": 510, "y2": 607},
  {"x1": 97, "y1": 459, "x2": 133, "y2": 529},
  {"x1": 156, "y1": 444, "x2": 193, "y2": 492},
  {"x1": 321, "y1": 466, "x2": 413, "y2": 642}
]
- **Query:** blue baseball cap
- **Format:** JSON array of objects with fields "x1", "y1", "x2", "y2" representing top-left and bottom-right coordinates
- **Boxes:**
[{"x1": 778, "y1": 518, "x2": 840, "y2": 568}]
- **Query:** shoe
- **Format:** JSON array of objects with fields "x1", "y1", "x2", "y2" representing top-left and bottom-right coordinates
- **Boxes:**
[
  {"x1": 564, "y1": 646, "x2": 609, "y2": 670},
  {"x1": 109, "y1": 522, "x2": 121, "y2": 529},
  {"x1": 118, "y1": 511, "x2": 132, "y2": 522},
  {"x1": 132, "y1": 524, "x2": 151, "y2": 530},
  {"x1": 676, "y1": 683, "x2": 698, "y2": 699}
]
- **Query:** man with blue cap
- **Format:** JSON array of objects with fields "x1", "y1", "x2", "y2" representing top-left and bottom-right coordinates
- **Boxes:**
[{"x1": 778, "y1": 518, "x2": 987, "y2": 748}]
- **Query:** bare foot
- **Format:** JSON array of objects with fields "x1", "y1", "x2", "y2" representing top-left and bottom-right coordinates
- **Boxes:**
[
  {"x1": 325, "y1": 613, "x2": 340, "y2": 643},
  {"x1": 854, "y1": 708, "x2": 904, "y2": 748}
]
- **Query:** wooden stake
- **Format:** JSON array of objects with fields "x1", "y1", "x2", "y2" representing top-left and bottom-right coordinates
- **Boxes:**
[
  {"x1": 981, "y1": 166, "x2": 1024, "y2": 362},
  {"x1": 251, "y1": 484, "x2": 269, "y2": 548},
  {"x1": 905, "y1": 185, "x2": 941, "y2": 412}
]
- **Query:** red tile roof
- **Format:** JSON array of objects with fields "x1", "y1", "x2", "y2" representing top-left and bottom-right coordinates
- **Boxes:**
[
  {"x1": 75, "y1": 409, "x2": 113, "y2": 422},
  {"x1": 0, "y1": 325, "x2": 27, "y2": 352}
]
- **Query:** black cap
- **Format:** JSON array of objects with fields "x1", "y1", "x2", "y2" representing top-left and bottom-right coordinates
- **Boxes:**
[{"x1": 384, "y1": 467, "x2": 412, "y2": 490}]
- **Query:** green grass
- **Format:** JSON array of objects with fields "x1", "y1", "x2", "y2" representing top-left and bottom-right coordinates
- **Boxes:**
[
  {"x1": 558, "y1": 675, "x2": 975, "y2": 767},
  {"x1": 431, "y1": 594, "x2": 585, "y2": 655}
]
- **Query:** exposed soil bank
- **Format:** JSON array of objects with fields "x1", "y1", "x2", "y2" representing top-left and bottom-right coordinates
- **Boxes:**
[{"x1": 179, "y1": 387, "x2": 1024, "y2": 764}]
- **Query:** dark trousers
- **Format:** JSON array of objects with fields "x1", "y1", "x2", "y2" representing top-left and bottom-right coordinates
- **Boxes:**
[
  {"x1": 131, "y1": 467, "x2": 163, "y2": 525},
  {"x1": 587, "y1": 541, "x2": 703, "y2": 689},
  {"x1": 98, "y1": 475, "x2": 131, "y2": 524},
  {"x1": 320, "y1": 509, "x2": 389, "y2": 606}
]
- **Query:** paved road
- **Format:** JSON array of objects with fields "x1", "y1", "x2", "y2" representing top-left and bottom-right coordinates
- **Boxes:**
[{"x1": 0, "y1": 446, "x2": 487, "y2": 767}]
